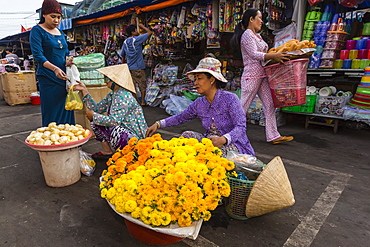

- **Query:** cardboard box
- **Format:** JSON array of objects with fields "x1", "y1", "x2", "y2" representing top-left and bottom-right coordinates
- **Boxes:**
[
  {"x1": 0, "y1": 75, "x2": 3, "y2": 100},
  {"x1": 74, "y1": 86, "x2": 111, "y2": 137},
  {"x1": 1, "y1": 71, "x2": 37, "y2": 106}
]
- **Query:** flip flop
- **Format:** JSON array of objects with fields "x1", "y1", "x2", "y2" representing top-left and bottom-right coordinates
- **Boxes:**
[{"x1": 271, "y1": 136, "x2": 294, "y2": 144}]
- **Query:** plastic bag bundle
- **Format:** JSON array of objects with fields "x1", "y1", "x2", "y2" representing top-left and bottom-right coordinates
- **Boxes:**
[
  {"x1": 79, "y1": 149, "x2": 96, "y2": 176},
  {"x1": 65, "y1": 85, "x2": 83, "y2": 110},
  {"x1": 226, "y1": 151, "x2": 264, "y2": 180}
]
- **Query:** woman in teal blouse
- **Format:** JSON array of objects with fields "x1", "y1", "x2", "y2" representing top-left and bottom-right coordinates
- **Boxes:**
[
  {"x1": 74, "y1": 64, "x2": 148, "y2": 158},
  {"x1": 30, "y1": 0, "x2": 74, "y2": 126}
]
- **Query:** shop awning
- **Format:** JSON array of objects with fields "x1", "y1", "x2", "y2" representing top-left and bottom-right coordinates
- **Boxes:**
[
  {"x1": 0, "y1": 31, "x2": 30, "y2": 45},
  {"x1": 58, "y1": 19, "x2": 73, "y2": 30},
  {"x1": 73, "y1": 0, "x2": 196, "y2": 25}
]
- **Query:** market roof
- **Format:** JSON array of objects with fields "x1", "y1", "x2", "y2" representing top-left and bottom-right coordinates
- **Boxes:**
[{"x1": 72, "y1": 0, "x2": 197, "y2": 25}]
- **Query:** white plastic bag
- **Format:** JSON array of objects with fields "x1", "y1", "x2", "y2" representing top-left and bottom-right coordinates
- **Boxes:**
[
  {"x1": 66, "y1": 64, "x2": 80, "y2": 90},
  {"x1": 273, "y1": 22, "x2": 297, "y2": 48},
  {"x1": 79, "y1": 149, "x2": 96, "y2": 176}
]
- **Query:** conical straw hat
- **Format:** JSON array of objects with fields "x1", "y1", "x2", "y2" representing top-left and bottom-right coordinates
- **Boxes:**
[
  {"x1": 97, "y1": 64, "x2": 136, "y2": 93},
  {"x1": 245, "y1": 156, "x2": 295, "y2": 218}
]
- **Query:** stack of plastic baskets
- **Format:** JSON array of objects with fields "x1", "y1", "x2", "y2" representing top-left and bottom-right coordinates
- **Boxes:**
[{"x1": 265, "y1": 58, "x2": 309, "y2": 108}]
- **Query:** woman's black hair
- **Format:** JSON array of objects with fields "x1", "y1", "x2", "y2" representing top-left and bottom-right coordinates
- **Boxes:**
[
  {"x1": 203, "y1": 72, "x2": 226, "y2": 89},
  {"x1": 39, "y1": 13, "x2": 45, "y2": 24},
  {"x1": 230, "y1": 8, "x2": 260, "y2": 51}
]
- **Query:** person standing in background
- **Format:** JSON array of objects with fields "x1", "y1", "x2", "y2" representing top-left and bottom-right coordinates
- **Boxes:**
[
  {"x1": 230, "y1": 8, "x2": 293, "y2": 144},
  {"x1": 30, "y1": 0, "x2": 74, "y2": 127},
  {"x1": 5, "y1": 48, "x2": 20, "y2": 65},
  {"x1": 120, "y1": 23, "x2": 152, "y2": 106}
]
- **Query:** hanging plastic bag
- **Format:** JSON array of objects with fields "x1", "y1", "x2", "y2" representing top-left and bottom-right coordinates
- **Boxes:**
[
  {"x1": 79, "y1": 148, "x2": 96, "y2": 176},
  {"x1": 273, "y1": 22, "x2": 297, "y2": 48},
  {"x1": 65, "y1": 85, "x2": 83, "y2": 110}
]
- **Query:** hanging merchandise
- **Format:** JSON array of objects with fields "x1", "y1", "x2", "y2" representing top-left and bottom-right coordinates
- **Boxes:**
[
  {"x1": 338, "y1": 0, "x2": 363, "y2": 8},
  {"x1": 206, "y1": 2, "x2": 220, "y2": 48},
  {"x1": 267, "y1": 0, "x2": 288, "y2": 31},
  {"x1": 219, "y1": 0, "x2": 225, "y2": 32}
]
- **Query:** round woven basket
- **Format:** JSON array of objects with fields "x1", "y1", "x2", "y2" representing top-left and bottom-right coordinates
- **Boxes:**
[{"x1": 245, "y1": 156, "x2": 295, "y2": 218}]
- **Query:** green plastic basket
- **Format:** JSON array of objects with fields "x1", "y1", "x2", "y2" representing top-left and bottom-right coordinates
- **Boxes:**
[
  {"x1": 225, "y1": 177, "x2": 255, "y2": 220},
  {"x1": 282, "y1": 95, "x2": 317, "y2": 113}
]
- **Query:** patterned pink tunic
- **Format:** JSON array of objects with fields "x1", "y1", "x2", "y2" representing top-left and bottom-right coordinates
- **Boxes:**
[{"x1": 240, "y1": 29, "x2": 281, "y2": 142}]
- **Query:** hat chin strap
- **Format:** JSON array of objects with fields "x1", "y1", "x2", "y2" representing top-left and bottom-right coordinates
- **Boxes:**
[{"x1": 110, "y1": 82, "x2": 116, "y2": 91}]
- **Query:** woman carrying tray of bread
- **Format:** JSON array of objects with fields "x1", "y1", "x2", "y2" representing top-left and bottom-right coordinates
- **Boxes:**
[{"x1": 230, "y1": 9, "x2": 293, "y2": 144}]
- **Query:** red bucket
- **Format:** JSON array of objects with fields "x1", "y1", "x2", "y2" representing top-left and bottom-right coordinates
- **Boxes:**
[
  {"x1": 30, "y1": 96, "x2": 40, "y2": 105},
  {"x1": 124, "y1": 219, "x2": 184, "y2": 245}
]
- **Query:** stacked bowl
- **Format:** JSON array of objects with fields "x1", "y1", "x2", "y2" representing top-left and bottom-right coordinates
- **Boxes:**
[{"x1": 349, "y1": 67, "x2": 370, "y2": 109}]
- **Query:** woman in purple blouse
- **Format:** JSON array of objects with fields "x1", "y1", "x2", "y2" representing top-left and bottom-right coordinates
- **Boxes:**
[{"x1": 146, "y1": 57, "x2": 255, "y2": 157}]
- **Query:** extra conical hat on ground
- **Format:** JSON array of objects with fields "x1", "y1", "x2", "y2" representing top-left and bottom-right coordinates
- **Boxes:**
[
  {"x1": 97, "y1": 64, "x2": 136, "y2": 93},
  {"x1": 246, "y1": 156, "x2": 295, "y2": 218}
]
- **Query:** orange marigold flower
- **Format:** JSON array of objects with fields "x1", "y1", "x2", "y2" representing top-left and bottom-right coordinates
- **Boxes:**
[{"x1": 111, "y1": 152, "x2": 121, "y2": 161}]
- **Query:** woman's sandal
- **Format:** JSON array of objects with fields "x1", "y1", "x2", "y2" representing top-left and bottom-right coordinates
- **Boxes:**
[
  {"x1": 92, "y1": 151, "x2": 112, "y2": 159},
  {"x1": 271, "y1": 136, "x2": 294, "y2": 144}
]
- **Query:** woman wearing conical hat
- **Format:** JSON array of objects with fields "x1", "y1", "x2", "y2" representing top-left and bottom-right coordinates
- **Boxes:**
[
  {"x1": 74, "y1": 64, "x2": 148, "y2": 158},
  {"x1": 30, "y1": 0, "x2": 75, "y2": 126}
]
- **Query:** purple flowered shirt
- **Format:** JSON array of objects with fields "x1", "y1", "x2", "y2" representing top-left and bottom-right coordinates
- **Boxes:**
[{"x1": 160, "y1": 90, "x2": 255, "y2": 156}]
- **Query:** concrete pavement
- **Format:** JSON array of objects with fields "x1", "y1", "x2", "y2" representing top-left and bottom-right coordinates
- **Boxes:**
[{"x1": 1, "y1": 100, "x2": 369, "y2": 247}]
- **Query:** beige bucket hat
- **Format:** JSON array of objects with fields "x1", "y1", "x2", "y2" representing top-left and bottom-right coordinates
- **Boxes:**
[
  {"x1": 97, "y1": 64, "x2": 136, "y2": 93},
  {"x1": 186, "y1": 57, "x2": 227, "y2": 83},
  {"x1": 245, "y1": 156, "x2": 295, "y2": 218}
]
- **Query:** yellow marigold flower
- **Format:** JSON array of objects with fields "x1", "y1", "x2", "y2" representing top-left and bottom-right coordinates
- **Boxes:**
[
  {"x1": 178, "y1": 212, "x2": 192, "y2": 227},
  {"x1": 203, "y1": 181, "x2": 219, "y2": 196},
  {"x1": 174, "y1": 171, "x2": 186, "y2": 185},
  {"x1": 149, "y1": 168, "x2": 160, "y2": 178},
  {"x1": 187, "y1": 138, "x2": 198, "y2": 146},
  {"x1": 115, "y1": 203, "x2": 126, "y2": 214},
  {"x1": 100, "y1": 188, "x2": 108, "y2": 198},
  {"x1": 140, "y1": 214, "x2": 151, "y2": 226},
  {"x1": 191, "y1": 211, "x2": 201, "y2": 221},
  {"x1": 131, "y1": 207, "x2": 142, "y2": 219},
  {"x1": 202, "y1": 210, "x2": 212, "y2": 221},
  {"x1": 106, "y1": 187, "x2": 116, "y2": 200},
  {"x1": 124, "y1": 200, "x2": 137, "y2": 213},
  {"x1": 150, "y1": 211, "x2": 162, "y2": 226},
  {"x1": 99, "y1": 182, "x2": 106, "y2": 189},
  {"x1": 173, "y1": 149, "x2": 188, "y2": 162},
  {"x1": 161, "y1": 212, "x2": 172, "y2": 226},
  {"x1": 150, "y1": 149, "x2": 160, "y2": 158},
  {"x1": 142, "y1": 206, "x2": 153, "y2": 217},
  {"x1": 211, "y1": 166, "x2": 227, "y2": 180}
]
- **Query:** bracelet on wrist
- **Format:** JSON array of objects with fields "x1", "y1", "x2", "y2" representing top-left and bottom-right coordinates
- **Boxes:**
[
  {"x1": 156, "y1": 121, "x2": 161, "y2": 129},
  {"x1": 52, "y1": 67, "x2": 58, "y2": 72}
]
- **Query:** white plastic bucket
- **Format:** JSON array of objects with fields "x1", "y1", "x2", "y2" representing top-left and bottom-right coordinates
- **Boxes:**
[{"x1": 38, "y1": 147, "x2": 81, "y2": 187}]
